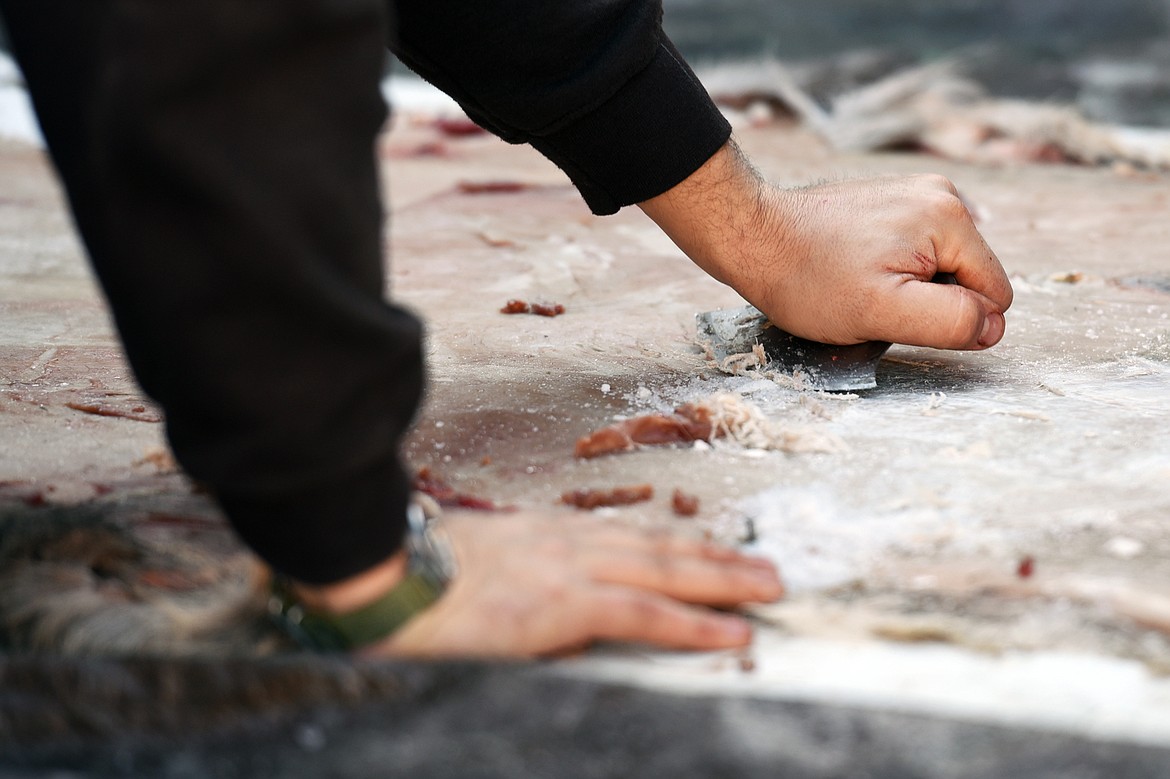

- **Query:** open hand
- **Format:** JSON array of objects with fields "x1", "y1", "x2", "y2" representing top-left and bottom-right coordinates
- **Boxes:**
[{"x1": 374, "y1": 510, "x2": 783, "y2": 658}]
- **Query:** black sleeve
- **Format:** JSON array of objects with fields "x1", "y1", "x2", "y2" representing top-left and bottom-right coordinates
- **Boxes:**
[
  {"x1": 1, "y1": 0, "x2": 420, "y2": 585},
  {"x1": 389, "y1": 0, "x2": 732, "y2": 215}
]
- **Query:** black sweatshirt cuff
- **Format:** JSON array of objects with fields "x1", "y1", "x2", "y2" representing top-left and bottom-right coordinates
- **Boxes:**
[
  {"x1": 219, "y1": 454, "x2": 413, "y2": 585},
  {"x1": 529, "y1": 37, "x2": 732, "y2": 216}
]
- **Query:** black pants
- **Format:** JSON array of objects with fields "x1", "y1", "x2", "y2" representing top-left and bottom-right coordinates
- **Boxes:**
[{"x1": 0, "y1": 0, "x2": 423, "y2": 584}]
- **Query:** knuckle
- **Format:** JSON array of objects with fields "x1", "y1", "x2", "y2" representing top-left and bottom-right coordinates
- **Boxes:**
[
  {"x1": 1000, "y1": 279, "x2": 1016, "y2": 310},
  {"x1": 649, "y1": 554, "x2": 679, "y2": 587},
  {"x1": 614, "y1": 592, "x2": 669, "y2": 632},
  {"x1": 642, "y1": 526, "x2": 679, "y2": 555},
  {"x1": 924, "y1": 190, "x2": 970, "y2": 223},
  {"x1": 915, "y1": 173, "x2": 959, "y2": 195},
  {"x1": 534, "y1": 536, "x2": 574, "y2": 562},
  {"x1": 541, "y1": 581, "x2": 573, "y2": 609}
]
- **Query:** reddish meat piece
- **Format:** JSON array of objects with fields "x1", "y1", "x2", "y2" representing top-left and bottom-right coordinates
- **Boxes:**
[
  {"x1": 574, "y1": 403, "x2": 716, "y2": 459},
  {"x1": 562, "y1": 484, "x2": 654, "y2": 510},
  {"x1": 457, "y1": 180, "x2": 532, "y2": 194},
  {"x1": 671, "y1": 490, "x2": 700, "y2": 517},
  {"x1": 501, "y1": 300, "x2": 530, "y2": 314},
  {"x1": 65, "y1": 401, "x2": 161, "y2": 423},
  {"x1": 530, "y1": 303, "x2": 566, "y2": 317},
  {"x1": 413, "y1": 467, "x2": 498, "y2": 511}
]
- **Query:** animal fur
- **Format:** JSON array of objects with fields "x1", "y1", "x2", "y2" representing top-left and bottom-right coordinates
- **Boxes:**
[{"x1": 0, "y1": 504, "x2": 278, "y2": 656}]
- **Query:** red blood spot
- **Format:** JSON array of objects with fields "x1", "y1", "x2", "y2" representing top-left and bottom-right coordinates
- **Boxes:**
[
  {"x1": 22, "y1": 492, "x2": 47, "y2": 508},
  {"x1": 413, "y1": 467, "x2": 499, "y2": 511},
  {"x1": 433, "y1": 117, "x2": 487, "y2": 137},
  {"x1": 137, "y1": 512, "x2": 225, "y2": 530},
  {"x1": 457, "y1": 180, "x2": 533, "y2": 195},
  {"x1": 65, "y1": 401, "x2": 161, "y2": 423},
  {"x1": 455, "y1": 495, "x2": 497, "y2": 510},
  {"x1": 411, "y1": 141, "x2": 449, "y2": 157},
  {"x1": 1017, "y1": 555, "x2": 1035, "y2": 579}
]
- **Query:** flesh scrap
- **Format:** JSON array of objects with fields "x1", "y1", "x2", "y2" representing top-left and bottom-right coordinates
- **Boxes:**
[
  {"x1": 412, "y1": 467, "x2": 498, "y2": 510},
  {"x1": 500, "y1": 299, "x2": 566, "y2": 317},
  {"x1": 562, "y1": 484, "x2": 654, "y2": 510},
  {"x1": 574, "y1": 392, "x2": 846, "y2": 459},
  {"x1": 671, "y1": 489, "x2": 701, "y2": 517},
  {"x1": 574, "y1": 404, "x2": 714, "y2": 459}
]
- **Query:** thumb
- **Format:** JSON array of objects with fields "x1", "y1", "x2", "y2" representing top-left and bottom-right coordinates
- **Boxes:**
[{"x1": 881, "y1": 280, "x2": 1007, "y2": 350}]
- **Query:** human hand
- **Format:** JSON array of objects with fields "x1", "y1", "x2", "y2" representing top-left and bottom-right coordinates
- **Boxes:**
[
  {"x1": 639, "y1": 142, "x2": 1013, "y2": 350},
  {"x1": 368, "y1": 510, "x2": 783, "y2": 658}
]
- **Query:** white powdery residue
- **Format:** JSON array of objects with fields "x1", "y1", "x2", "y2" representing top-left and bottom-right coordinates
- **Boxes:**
[
  {"x1": 732, "y1": 378, "x2": 778, "y2": 396},
  {"x1": 381, "y1": 75, "x2": 462, "y2": 116},
  {"x1": 0, "y1": 54, "x2": 43, "y2": 146},
  {"x1": 739, "y1": 485, "x2": 962, "y2": 594},
  {"x1": 698, "y1": 392, "x2": 846, "y2": 455},
  {"x1": 575, "y1": 638, "x2": 1170, "y2": 749},
  {"x1": 739, "y1": 487, "x2": 879, "y2": 593},
  {"x1": 0, "y1": 52, "x2": 21, "y2": 84},
  {"x1": 1104, "y1": 536, "x2": 1145, "y2": 560}
]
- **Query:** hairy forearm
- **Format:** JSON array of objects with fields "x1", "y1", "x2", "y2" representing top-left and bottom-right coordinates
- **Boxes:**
[{"x1": 637, "y1": 140, "x2": 775, "y2": 290}]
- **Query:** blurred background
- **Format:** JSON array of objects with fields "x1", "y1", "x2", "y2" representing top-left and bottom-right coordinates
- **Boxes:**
[
  {"x1": 664, "y1": 0, "x2": 1168, "y2": 61},
  {"x1": 2, "y1": 0, "x2": 1170, "y2": 126},
  {"x1": 660, "y1": 0, "x2": 1170, "y2": 126}
]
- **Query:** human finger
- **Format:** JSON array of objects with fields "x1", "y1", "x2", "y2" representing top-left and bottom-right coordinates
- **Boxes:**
[
  {"x1": 882, "y1": 280, "x2": 1006, "y2": 350},
  {"x1": 930, "y1": 205, "x2": 1014, "y2": 313},
  {"x1": 941, "y1": 242, "x2": 1014, "y2": 314},
  {"x1": 580, "y1": 522, "x2": 776, "y2": 568},
  {"x1": 578, "y1": 547, "x2": 785, "y2": 605},
  {"x1": 908, "y1": 172, "x2": 961, "y2": 197},
  {"x1": 585, "y1": 586, "x2": 754, "y2": 650}
]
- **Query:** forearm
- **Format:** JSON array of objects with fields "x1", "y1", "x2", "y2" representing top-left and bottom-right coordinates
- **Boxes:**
[{"x1": 637, "y1": 139, "x2": 773, "y2": 290}]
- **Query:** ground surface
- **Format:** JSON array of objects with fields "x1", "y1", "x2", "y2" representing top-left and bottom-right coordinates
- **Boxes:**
[{"x1": 2, "y1": 113, "x2": 1169, "y2": 774}]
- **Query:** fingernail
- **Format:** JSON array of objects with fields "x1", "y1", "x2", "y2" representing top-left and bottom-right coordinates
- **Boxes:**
[
  {"x1": 742, "y1": 555, "x2": 776, "y2": 570},
  {"x1": 755, "y1": 571, "x2": 786, "y2": 599},
  {"x1": 714, "y1": 615, "x2": 752, "y2": 641},
  {"x1": 752, "y1": 566, "x2": 781, "y2": 586},
  {"x1": 979, "y1": 312, "x2": 1005, "y2": 347}
]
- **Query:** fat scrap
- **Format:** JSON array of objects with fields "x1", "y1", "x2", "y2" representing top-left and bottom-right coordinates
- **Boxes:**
[{"x1": 500, "y1": 299, "x2": 566, "y2": 317}]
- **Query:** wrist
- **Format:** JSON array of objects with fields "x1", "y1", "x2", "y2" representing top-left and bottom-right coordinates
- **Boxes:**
[
  {"x1": 289, "y1": 548, "x2": 410, "y2": 615},
  {"x1": 270, "y1": 503, "x2": 457, "y2": 651},
  {"x1": 637, "y1": 139, "x2": 777, "y2": 290}
]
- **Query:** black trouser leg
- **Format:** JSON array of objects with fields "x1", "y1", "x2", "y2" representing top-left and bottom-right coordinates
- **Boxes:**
[{"x1": 0, "y1": 0, "x2": 423, "y2": 583}]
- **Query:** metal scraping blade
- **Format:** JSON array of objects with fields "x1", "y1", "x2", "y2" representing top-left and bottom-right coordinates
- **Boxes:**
[{"x1": 696, "y1": 306, "x2": 892, "y2": 392}]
